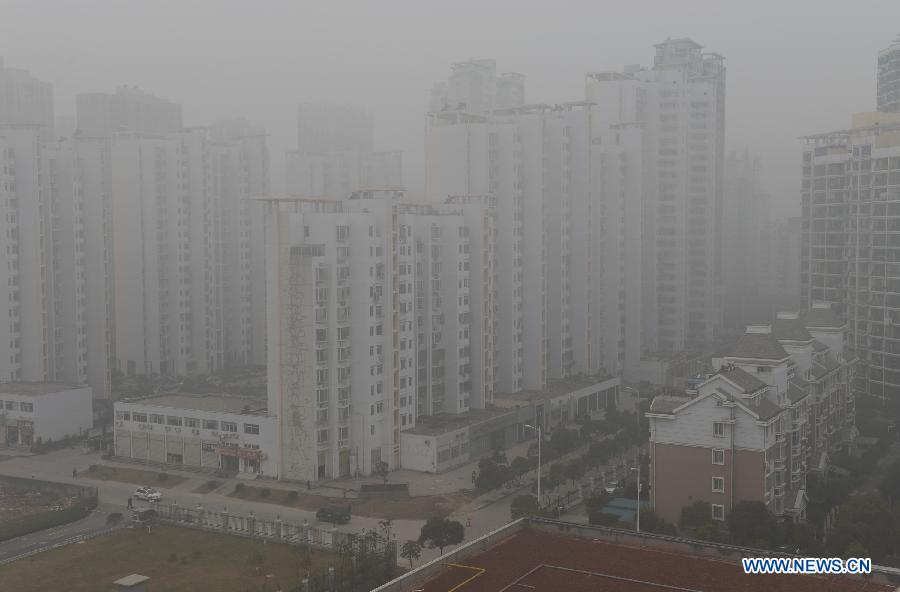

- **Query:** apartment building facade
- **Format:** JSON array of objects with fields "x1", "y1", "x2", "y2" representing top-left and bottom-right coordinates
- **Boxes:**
[
  {"x1": 587, "y1": 38, "x2": 726, "y2": 356},
  {"x1": 801, "y1": 112, "x2": 900, "y2": 401},
  {"x1": 264, "y1": 189, "x2": 493, "y2": 481},
  {"x1": 105, "y1": 116, "x2": 269, "y2": 379},
  {"x1": 649, "y1": 304, "x2": 855, "y2": 525},
  {"x1": 878, "y1": 36, "x2": 900, "y2": 114},
  {"x1": 427, "y1": 39, "x2": 723, "y2": 385}
]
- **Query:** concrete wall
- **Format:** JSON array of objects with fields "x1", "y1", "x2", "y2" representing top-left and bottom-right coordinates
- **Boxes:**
[
  {"x1": 399, "y1": 432, "x2": 437, "y2": 472},
  {"x1": 400, "y1": 427, "x2": 470, "y2": 474},
  {"x1": 650, "y1": 441, "x2": 765, "y2": 525}
]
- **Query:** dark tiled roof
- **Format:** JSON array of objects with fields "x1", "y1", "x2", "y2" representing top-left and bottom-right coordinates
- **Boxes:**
[
  {"x1": 811, "y1": 339, "x2": 829, "y2": 352},
  {"x1": 820, "y1": 355, "x2": 840, "y2": 371},
  {"x1": 727, "y1": 332, "x2": 789, "y2": 361},
  {"x1": 773, "y1": 317, "x2": 813, "y2": 342},
  {"x1": 719, "y1": 367, "x2": 768, "y2": 393},
  {"x1": 803, "y1": 306, "x2": 844, "y2": 329},
  {"x1": 753, "y1": 398, "x2": 784, "y2": 421},
  {"x1": 649, "y1": 396, "x2": 690, "y2": 414},
  {"x1": 788, "y1": 381, "x2": 809, "y2": 403}
]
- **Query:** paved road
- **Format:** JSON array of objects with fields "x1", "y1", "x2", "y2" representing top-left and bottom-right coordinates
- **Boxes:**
[{"x1": 0, "y1": 445, "x2": 628, "y2": 565}]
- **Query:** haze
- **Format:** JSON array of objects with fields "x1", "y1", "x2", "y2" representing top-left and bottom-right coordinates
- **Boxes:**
[{"x1": 3, "y1": 0, "x2": 898, "y2": 216}]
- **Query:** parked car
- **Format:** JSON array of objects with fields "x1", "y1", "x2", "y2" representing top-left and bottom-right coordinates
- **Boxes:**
[
  {"x1": 316, "y1": 505, "x2": 351, "y2": 525},
  {"x1": 134, "y1": 486, "x2": 162, "y2": 502}
]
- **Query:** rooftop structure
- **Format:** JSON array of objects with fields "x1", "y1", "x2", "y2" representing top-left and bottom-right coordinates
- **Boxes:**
[
  {"x1": 117, "y1": 393, "x2": 267, "y2": 415},
  {"x1": 0, "y1": 382, "x2": 85, "y2": 396}
]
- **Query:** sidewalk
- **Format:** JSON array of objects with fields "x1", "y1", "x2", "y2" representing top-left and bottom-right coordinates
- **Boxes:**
[{"x1": 324, "y1": 440, "x2": 534, "y2": 497}]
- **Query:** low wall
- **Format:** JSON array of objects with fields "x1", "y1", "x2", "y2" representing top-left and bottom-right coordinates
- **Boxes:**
[
  {"x1": 153, "y1": 503, "x2": 393, "y2": 555},
  {"x1": 371, "y1": 519, "x2": 527, "y2": 592}
]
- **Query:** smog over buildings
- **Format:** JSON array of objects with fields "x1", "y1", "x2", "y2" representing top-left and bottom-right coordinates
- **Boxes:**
[{"x1": 0, "y1": 2, "x2": 900, "y2": 591}]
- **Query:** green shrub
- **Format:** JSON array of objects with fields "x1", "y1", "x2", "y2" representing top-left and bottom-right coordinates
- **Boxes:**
[
  {"x1": 234, "y1": 483, "x2": 245, "y2": 493},
  {"x1": 259, "y1": 488, "x2": 271, "y2": 498},
  {"x1": 157, "y1": 472, "x2": 169, "y2": 482},
  {"x1": 168, "y1": 552, "x2": 178, "y2": 563},
  {"x1": 0, "y1": 497, "x2": 97, "y2": 542},
  {"x1": 286, "y1": 490, "x2": 298, "y2": 502},
  {"x1": 206, "y1": 479, "x2": 220, "y2": 490},
  {"x1": 106, "y1": 512, "x2": 123, "y2": 526}
]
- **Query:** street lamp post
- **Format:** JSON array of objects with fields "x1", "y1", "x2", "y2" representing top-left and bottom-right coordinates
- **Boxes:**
[
  {"x1": 524, "y1": 424, "x2": 542, "y2": 507},
  {"x1": 623, "y1": 386, "x2": 641, "y2": 533}
]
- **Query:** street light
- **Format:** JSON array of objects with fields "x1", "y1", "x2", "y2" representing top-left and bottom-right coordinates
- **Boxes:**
[
  {"x1": 622, "y1": 386, "x2": 641, "y2": 533},
  {"x1": 523, "y1": 424, "x2": 542, "y2": 507}
]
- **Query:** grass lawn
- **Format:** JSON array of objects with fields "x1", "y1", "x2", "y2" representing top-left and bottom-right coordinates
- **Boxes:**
[
  {"x1": 82, "y1": 465, "x2": 186, "y2": 489},
  {"x1": 0, "y1": 525, "x2": 337, "y2": 592},
  {"x1": 229, "y1": 484, "x2": 468, "y2": 520}
]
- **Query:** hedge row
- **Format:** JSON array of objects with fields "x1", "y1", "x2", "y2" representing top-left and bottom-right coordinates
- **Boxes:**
[{"x1": 0, "y1": 496, "x2": 98, "y2": 542}]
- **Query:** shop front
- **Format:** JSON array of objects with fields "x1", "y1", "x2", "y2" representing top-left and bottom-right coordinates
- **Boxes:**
[{"x1": 217, "y1": 445, "x2": 264, "y2": 474}]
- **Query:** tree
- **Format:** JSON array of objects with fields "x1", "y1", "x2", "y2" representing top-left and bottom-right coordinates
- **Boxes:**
[
  {"x1": 680, "y1": 500, "x2": 713, "y2": 530},
  {"x1": 399, "y1": 540, "x2": 421, "y2": 569},
  {"x1": 548, "y1": 428, "x2": 580, "y2": 457},
  {"x1": 374, "y1": 461, "x2": 390, "y2": 484},
  {"x1": 727, "y1": 501, "x2": 777, "y2": 548},
  {"x1": 565, "y1": 459, "x2": 586, "y2": 487},
  {"x1": 879, "y1": 459, "x2": 900, "y2": 506},
  {"x1": 548, "y1": 463, "x2": 566, "y2": 488},
  {"x1": 510, "y1": 494, "x2": 540, "y2": 519},
  {"x1": 418, "y1": 517, "x2": 465, "y2": 555},
  {"x1": 639, "y1": 510, "x2": 677, "y2": 536},
  {"x1": 826, "y1": 495, "x2": 897, "y2": 561},
  {"x1": 510, "y1": 456, "x2": 532, "y2": 480},
  {"x1": 475, "y1": 457, "x2": 510, "y2": 491}
]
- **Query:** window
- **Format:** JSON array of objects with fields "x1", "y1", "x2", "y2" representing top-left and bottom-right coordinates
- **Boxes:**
[
  {"x1": 5, "y1": 401, "x2": 16, "y2": 410},
  {"x1": 713, "y1": 422, "x2": 726, "y2": 438},
  {"x1": 221, "y1": 421, "x2": 238, "y2": 433},
  {"x1": 711, "y1": 504, "x2": 725, "y2": 521},
  {"x1": 243, "y1": 423, "x2": 260, "y2": 435},
  {"x1": 132, "y1": 413, "x2": 148, "y2": 423},
  {"x1": 19, "y1": 402, "x2": 33, "y2": 413},
  {"x1": 202, "y1": 419, "x2": 219, "y2": 430},
  {"x1": 150, "y1": 414, "x2": 165, "y2": 425},
  {"x1": 712, "y1": 449, "x2": 725, "y2": 465},
  {"x1": 712, "y1": 477, "x2": 725, "y2": 493},
  {"x1": 167, "y1": 416, "x2": 183, "y2": 426},
  {"x1": 185, "y1": 417, "x2": 199, "y2": 428},
  {"x1": 317, "y1": 429, "x2": 328, "y2": 444}
]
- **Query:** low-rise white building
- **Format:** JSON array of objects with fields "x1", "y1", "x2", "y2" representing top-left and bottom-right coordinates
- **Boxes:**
[
  {"x1": 113, "y1": 393, "x2": 276, "y2": 476},
  {"x1": 0, "y1": 383, "x2": 93, "y2": 448}
]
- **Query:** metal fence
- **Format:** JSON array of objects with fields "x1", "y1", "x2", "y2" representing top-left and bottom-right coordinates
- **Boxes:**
[{"x1": 152, "y1": 504, "x2": 392, "y2": 554}]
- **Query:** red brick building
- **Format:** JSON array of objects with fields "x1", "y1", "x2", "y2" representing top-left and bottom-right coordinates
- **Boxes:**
[{"x1": 648, "y1": 303, "x2": 855, "y2": 525}]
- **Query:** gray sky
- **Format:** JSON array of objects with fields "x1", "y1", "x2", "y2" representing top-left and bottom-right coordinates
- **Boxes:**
[{"x1": 3, "y1": 0, "x2": 899, "y2": 216}]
